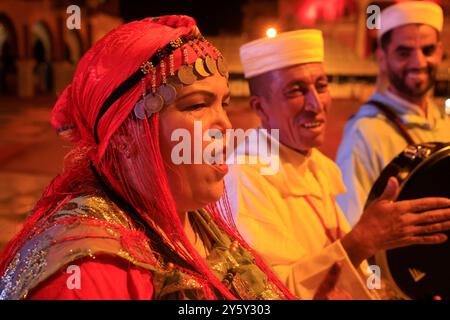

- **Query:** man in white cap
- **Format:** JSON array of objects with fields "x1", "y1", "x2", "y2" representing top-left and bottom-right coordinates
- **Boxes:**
[
  {"x1": 228, "y1": 27, "x2": 450, "y2": 299},
  {"x1": 336, "y1": 0, "x2": 450, "y2": 226}
]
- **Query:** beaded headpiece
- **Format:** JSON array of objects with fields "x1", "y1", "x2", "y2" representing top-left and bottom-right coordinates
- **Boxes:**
[
  {"x1": 93, "y1": 19, "x2": 229, "y2": 144},
  {"x1": 134, "y1": 36, "x2": 229, "y2": 120}
]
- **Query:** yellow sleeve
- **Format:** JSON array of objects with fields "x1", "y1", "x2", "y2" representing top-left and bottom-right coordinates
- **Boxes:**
[{"x1": 235, "y1": 166, "x2": 376, "y2": 300}]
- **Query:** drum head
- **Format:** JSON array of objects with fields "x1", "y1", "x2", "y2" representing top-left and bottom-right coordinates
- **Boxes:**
[{"x1": 368, "y1": 143, "x2": 450, "y2": 299}]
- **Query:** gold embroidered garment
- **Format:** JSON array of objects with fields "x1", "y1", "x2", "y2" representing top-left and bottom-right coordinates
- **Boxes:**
[{"x1": 0, "y1": 193, "x2": 285, "y2": 300}]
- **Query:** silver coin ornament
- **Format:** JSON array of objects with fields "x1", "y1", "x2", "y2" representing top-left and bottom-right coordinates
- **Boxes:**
[
  {"x1": 204, "y1": 55, "x2": 217, "y2": 75},
  {"x1": 144, "y1": 93, "x2": 164, "y2": 114},
  {"x1": 134, "y1": 99, "x2": 147, "y2": 120},
  {"x1": 177, "y1": 65, "x2": 196, "y2": 85},
  {"x1": 167, "y1": 75, "x2": 183, "y2": 93},
  {"x1": 157, "y1": 84, "x2": 177, "y2": 105}
]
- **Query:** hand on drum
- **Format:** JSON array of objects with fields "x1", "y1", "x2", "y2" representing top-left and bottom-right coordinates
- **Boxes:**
[{"x1": 341, "y1": 176, "x2": 450, "y2": 267}]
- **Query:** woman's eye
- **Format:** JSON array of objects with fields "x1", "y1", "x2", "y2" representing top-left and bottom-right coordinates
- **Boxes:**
[
  {"x1": 184, "y1": 103, "x2": 207, "y2": 111},
  {"x1": 222, "y1": 101, "x2": 230, "y2": 108}
]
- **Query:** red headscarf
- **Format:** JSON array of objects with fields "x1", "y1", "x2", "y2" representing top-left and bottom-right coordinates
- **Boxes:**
[{"x1": 51, "y1": 15, "x2": 205, "y2": 159}]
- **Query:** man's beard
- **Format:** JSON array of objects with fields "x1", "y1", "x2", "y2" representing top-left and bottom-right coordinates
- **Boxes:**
[{"x1": 387, "y1": 65, "x2": 437, "y2": 99}]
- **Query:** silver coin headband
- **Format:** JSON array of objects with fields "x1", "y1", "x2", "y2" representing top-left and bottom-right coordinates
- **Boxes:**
[{"x1": 133, "y1": 39, "x2": 229, "y2": 120}]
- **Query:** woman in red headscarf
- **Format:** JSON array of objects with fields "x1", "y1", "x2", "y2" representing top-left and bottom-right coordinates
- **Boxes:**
[{"x1": 0, "y1": 15, "x2": 295, "y2": 300}]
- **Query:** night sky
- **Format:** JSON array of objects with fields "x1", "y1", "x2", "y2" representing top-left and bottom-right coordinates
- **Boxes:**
[{"x1": 119, "y1": 0, "x2": 249, "y2": 35}]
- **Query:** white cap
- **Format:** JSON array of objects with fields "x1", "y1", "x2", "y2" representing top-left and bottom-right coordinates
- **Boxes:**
[
  {"x1": 379, "y1": 1, "x2": 443, "y2": 39},
  {"x1": 239, "y1": 29, "x2": 324, "y2": 79}
]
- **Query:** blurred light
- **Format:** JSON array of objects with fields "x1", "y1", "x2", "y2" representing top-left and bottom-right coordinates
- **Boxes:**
[
  {"x1": 266, "y1": 27, "x2": 277, "y2": 38},
  {"x1": 445, "y1": 98, "x2": 450, "y2": 115},
  {"x1": 297, "y1": 0, "x2": 346, "y2": 25},
  {"x1": 303, "y1": 4, "x2": 318, "y2": 25}
]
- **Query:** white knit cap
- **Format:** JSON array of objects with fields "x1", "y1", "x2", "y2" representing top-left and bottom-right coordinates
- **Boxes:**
[
  {"x1": 379, "y1": 1, "x2": 443, "y2": 39},
  {"x1": 239, "y1": 29, "x2": 324, "y2": 79}
]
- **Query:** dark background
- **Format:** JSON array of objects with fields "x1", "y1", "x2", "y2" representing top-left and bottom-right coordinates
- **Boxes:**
[{"x1": 119, "y1": 0, "x2": 249, "y2": 35}]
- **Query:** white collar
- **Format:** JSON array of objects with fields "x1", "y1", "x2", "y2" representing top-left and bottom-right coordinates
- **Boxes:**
[{"x1": 384, "y1": 89, "x2": 427, "y2": 118}]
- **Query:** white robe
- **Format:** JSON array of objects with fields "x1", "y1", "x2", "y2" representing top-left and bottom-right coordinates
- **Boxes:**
[
  {"x1": 225, "y1": 131, "x2": 376, "y2": 299},
  {"x1": 336, "y1": 90, "x2": 450, "y2": 226}
]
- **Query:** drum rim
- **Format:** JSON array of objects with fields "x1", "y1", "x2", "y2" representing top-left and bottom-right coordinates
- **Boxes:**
[{"x1": 373, "y1": 143, "x2": 450, "y2": 300}]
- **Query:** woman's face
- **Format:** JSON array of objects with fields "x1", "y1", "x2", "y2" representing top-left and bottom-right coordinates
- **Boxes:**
[{"x1": 159, "y1": 73, "x2": 232, "y2": 213}]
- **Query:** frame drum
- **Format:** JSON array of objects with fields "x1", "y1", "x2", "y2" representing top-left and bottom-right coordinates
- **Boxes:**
[{"x1": 365, "y1": 142, "x2": 450, "y2": 299}]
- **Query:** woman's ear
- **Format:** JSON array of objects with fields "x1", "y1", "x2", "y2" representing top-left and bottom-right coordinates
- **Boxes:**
[{"x1": 249, "y1": 95, "x2": 270, "y2": 127}]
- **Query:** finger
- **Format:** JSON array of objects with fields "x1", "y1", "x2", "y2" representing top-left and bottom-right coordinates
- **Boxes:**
[
  {"x1": 388, "y1": 233, "x2": 448, "y2": 249},
  {"x1": 395, "y1": 197, "x2": 450, "y2": 213},
  {"x1": 409, "y1": 220, "x2": 450, "y2": 235},
  {"x1": 377, "y1": 177, "x2": 399, "y2": 202},
  {"x1": 408, "y1": 208, "x2": 450, "y2": 225}
]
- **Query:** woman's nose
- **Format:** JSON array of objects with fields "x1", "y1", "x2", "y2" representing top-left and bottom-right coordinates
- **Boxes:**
[{"x1": 216, "y1": 104, "x2": 233, "y2": 131}]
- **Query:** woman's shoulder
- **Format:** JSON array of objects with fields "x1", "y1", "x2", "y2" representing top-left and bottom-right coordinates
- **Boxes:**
[{"x1": 0, "y1": 193, "x2": 159, "y2": 300}]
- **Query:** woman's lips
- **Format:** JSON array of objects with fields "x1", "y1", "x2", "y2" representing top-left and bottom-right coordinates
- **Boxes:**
[
  {"x1": 207, "y1": 144, "x2": 228, "y2": 164},
  {"x1": 211, "y1": 163, "x2": 229, "y2": 175}
]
